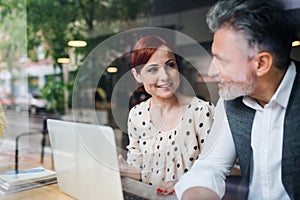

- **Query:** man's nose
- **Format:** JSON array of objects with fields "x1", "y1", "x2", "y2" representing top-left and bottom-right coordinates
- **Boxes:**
[{"x1": 208, "y1": 59, "x2": 220, "y2": 78}]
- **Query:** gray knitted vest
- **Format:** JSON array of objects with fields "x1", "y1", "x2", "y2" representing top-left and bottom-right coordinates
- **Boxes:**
[{"x1": 225, "y1": 71, "x2": 300, "y2": 200}]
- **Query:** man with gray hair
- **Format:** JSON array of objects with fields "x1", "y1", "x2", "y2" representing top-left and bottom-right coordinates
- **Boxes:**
[{"x1": 175, "y1": 0, "x2": 299, "y2": 199}]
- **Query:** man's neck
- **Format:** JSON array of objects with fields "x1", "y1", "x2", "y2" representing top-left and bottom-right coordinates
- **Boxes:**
[{"x1": 249, "y1": 68, "x2": 287, "y2": 108}]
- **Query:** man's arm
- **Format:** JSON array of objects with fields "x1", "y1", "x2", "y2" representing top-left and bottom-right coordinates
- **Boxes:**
[
  {"x1": 182, "y1": 187, "x2": 220, "y2": 200},
  {"x1": 174, "y1": 99, "x2": 236, "y2": 199}
]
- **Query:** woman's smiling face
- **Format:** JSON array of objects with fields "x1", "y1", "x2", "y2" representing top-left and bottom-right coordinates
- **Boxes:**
[{"x1": 132, "y1": 45, "x2": 180, "y2": 100}]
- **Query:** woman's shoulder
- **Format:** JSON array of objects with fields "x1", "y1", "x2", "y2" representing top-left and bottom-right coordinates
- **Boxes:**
[
  {"x1": 180, "y1": 95, "x2": 214, "y2": 108},
  {"x1": 128, "y1": 98, "x2": 151, "y2": 117},
  {"x1": 192, "y1": 97, "x2": 214, "y2": 108},
  {"x1": 183, "y1": 96, "x2": 215, "y2": 117},
  {"x1": 128, "y1": 99, "x2": 151, "y2": 130}
]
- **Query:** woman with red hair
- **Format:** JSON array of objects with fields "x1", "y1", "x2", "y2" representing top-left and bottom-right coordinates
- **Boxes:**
[{"x1": 118, "y1": 35, "x2": 214, "y2": 194}]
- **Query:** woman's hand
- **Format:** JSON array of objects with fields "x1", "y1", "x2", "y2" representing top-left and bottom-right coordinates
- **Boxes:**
[
  {"x1": 156, "y1": 180, "x2": 177, "y2": 195},
  {"x1": 118, "y1": 154, "x2": 129, "y2": 176},
  {"x1": 118, "y1": 154, "x2": 141, "y2": 181}
]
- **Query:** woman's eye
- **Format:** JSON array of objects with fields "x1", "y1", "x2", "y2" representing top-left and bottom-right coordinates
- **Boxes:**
[
  {"x1": 166, "y1": 62, "x2": 175, "y2": 68},
  {"x1": 147, "y1": 67, "x2": 158, "y2": 73}
]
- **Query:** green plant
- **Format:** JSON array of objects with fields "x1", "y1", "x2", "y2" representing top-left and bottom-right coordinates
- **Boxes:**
[{"x1": 40, "y1": 80, "x2": 65, "y2": 114}]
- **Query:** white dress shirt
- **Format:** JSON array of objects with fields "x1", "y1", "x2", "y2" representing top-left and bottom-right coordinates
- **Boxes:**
[{"x1": 174, "y1": 62, "x2": 296, "y2": 200}]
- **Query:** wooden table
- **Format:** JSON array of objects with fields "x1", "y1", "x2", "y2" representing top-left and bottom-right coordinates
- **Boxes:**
[
  {"x1": 0, "y1": 175, "x2": 242, "y2": 200},
  {"x1": 0, "y1": 178, "x2": 177, "y2": 200},
  {"x1": 1, "y1": 184, "x2": 74, "y2": 200}
]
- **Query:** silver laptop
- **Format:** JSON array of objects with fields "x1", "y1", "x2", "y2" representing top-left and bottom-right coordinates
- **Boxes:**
[
  {"x1": 47, "y1": 119, "x2": 125, "y2": 200},
  {"x1": 47, "y1": 119, "x2": 176, "y2": 200}
]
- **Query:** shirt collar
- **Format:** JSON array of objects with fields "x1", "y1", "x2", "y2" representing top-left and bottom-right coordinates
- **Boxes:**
[{"x1": 243, "y1": 61, "x2": 296, "y2": 110}]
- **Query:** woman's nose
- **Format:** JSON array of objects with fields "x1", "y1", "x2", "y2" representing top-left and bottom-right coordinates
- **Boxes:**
[{"x1": 159, "y1": 66, "x2": 169, "y2": 79}]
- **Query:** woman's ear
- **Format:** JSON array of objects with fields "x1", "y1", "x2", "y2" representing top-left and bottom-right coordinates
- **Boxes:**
[
  {"x1": 255, "y1": 52, "x2": 273, "y2": 77},
  {"x1": 131, "y1": 68, "x2": 142, "y2": 83}
]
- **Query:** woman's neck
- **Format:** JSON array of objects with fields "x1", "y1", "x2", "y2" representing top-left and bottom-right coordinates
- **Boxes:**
[
  {"x1": 150, "y1": 94, "x2": 180, "y2": 111},
  {"x1": 149, "y1": 94, "x2": 193, "y2": 131}
]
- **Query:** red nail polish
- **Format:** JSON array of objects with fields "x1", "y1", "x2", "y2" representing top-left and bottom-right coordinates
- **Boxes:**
[
  {"x1": 164, "y1": 190, "x2": 168, "y2": 193},
  {"x1": 172, "y1": 189, "x2": 176, "y2": 194}
]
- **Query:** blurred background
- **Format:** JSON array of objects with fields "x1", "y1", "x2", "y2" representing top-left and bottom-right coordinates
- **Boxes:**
[{"x1": 0, "y1": 0, "x2": 299, "y2": 171}]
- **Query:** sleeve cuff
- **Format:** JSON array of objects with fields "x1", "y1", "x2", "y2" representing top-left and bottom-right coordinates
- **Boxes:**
[{"x1": 174, "y1": 167, "x2": 226, "y2": 199}]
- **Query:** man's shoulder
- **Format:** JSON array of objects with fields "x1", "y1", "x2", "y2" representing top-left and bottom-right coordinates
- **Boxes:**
[
  {"x1": 223, "y1": 97, "x2": 243, "y2": 107},
  {"x1": 293, "y1": 60, "x2": 300, "y2": 73},
  {"x1": 291, "y1": 60, "x2": 300, "y2": 85}
]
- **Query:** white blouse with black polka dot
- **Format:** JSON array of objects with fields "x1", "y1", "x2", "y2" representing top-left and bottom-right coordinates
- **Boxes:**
[{"x1": 126, "y1": 97, "x2": 214, "y2": 186}]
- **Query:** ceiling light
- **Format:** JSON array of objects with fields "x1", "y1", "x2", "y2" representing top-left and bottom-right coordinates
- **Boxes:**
[
  {"x1": 292, "y1": 40, "x2": 300, "y2": 47},
  {"x1": 57, "y1": 58, "x2": 70, "y2": 64},
  {"x1": 107, "y1": 66, "x2": 118, "y2": 73},
  {"x1": 67, "y1": 40, "x2": 87, "y2": 47}
]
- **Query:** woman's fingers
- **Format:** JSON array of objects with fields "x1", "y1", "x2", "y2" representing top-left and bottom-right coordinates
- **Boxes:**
[
  {"x1": 156, "y1": 180, "x2": 177, "y2": 195},
  {"x1": 118, "y1": 154, "x2": 128, "y2": 175},
  {"x1": 156, "y1": 188, "x2": 175, "y2": 195},
  {"x1": 118, "y1": 154, "x2": 125, "y2": 162}
]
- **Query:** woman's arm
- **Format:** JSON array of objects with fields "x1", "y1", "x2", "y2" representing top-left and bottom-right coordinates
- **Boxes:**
[
  {"x1": 120, "y1": 107, "x2": 143, "y2": 181},
  {"x1": 118, "y1": 154, "x2": 141, "y2": 181}
]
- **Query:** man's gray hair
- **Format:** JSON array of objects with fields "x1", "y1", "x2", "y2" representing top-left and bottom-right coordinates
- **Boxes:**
[{"x1": 207, "y1": 0, "x2": 295, "y2": 70}]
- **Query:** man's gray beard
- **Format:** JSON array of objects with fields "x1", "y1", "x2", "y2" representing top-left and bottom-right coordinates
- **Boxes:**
[{"x1": 219, "y1": 82, "x2": 255, "y2": 100}]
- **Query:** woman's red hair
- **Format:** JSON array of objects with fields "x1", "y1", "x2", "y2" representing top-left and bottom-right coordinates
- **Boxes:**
[{"x1": 130, "y1": 35, "x2": 174, "y2": 72}]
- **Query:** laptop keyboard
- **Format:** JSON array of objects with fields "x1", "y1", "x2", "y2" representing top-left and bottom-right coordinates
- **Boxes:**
[{"x1": 123, "y1": 190, "x2": 149, "y2": 200}]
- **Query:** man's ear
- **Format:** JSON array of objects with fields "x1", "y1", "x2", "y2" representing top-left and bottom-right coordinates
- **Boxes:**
[
  {"x1": 255, "y1": 52, "x2": 273, "y2": 77},
  {"x1": 131, "y1": 68, "x2": 142, "y2": 83}
]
